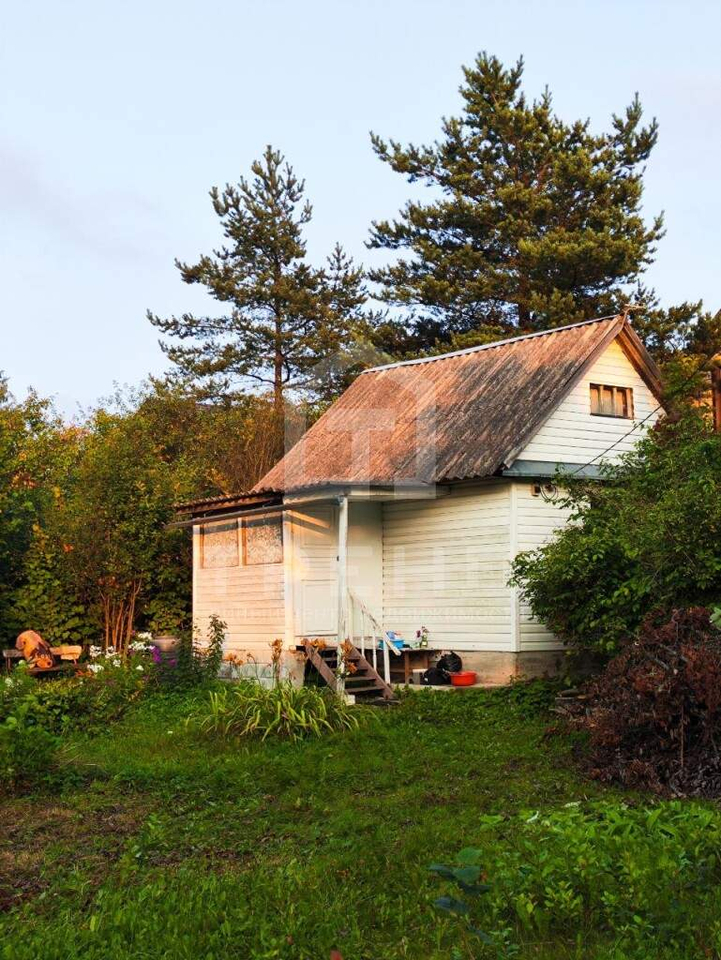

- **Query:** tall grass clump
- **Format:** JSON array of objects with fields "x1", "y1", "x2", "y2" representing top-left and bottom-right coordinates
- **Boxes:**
[{"x1": 188, "y1": 680, "x2": 360, "y2": 741}]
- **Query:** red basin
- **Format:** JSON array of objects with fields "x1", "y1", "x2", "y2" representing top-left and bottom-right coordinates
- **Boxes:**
[{"x1": 450, "y1": 670, "x2": 477, "y2": 687}]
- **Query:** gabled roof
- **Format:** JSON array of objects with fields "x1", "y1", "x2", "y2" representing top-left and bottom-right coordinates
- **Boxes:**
[{"x1": 253, "y1": 316, "x2": 662, "y2": 494}]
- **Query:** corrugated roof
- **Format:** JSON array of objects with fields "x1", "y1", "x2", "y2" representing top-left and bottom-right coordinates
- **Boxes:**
[
  {"x1": 253, "y1": 316, "x2": 661, "y2": 493},
  {"x1": 174, "y1": 492, "x2": 279, "y2": 515}
]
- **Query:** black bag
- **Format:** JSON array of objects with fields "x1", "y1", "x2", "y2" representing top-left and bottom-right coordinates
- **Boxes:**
[
  {"x1": 437, "y1": 651, "x2": 462, "y2": 674},
  {"x1": 421, "y1": 666, "x2": 451, "y2": 686}
]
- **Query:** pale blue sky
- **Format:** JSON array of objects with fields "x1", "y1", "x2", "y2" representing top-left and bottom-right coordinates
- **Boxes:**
[{"x1": 1, "y1": 0, "x2": 719, "y2": 415}]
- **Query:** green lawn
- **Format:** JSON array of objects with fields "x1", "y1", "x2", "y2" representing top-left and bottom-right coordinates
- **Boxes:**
[{"x1": 2, "y1": 686, "x2": 720, "y2": 960}]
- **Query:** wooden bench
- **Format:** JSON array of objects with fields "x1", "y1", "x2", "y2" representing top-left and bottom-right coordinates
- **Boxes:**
[
  {"x1": 2, "y1": 649, "x2": 24, "y2": 672},
  {"x1": 3, "y1": 645, "x2": 83, "y2": 673}
]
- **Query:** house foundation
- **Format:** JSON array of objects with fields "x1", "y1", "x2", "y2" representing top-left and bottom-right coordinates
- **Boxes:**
[{"x1": 455, "y1": 650, "x2": 566, "y2": 686}]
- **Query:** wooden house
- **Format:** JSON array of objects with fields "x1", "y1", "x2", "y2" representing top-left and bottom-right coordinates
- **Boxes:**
[{"x1": 177, "y1": 315, "x2": 663, "y2": 689}]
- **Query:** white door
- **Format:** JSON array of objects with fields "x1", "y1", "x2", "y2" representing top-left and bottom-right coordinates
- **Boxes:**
[{"x1": 293, "y1": 505, "x2": 338, "y2": 637}]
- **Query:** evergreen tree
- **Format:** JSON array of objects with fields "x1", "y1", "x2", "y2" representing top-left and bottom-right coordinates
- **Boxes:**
[
  {"x1": 368, "y1": 53, "x2": 664, "y2": 350},
  {"x1": 630, "y1": 284, "x2": 721, "y2": 363},
  {"x1": 149, "y1": 146, "x2": 375, "y2": 412}
]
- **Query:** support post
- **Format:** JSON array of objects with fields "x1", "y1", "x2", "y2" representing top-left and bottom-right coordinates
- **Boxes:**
[
  {"x1": 282, "y1": 511, "x2": 294, "y2": 651},
  {"x1": 337, "y1": 495, "x2": 349, "y2": 641}
]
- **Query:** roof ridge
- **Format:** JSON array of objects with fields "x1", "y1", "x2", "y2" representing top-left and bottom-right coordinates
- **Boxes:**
[{"x1": 360, "y1": 314, "x2": 622, "y2": 374}]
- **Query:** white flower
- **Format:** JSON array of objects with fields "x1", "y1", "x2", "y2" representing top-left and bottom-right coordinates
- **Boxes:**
[
  {"x1": 88, "y1": 645, "x2": 103, "y2": 659},
  {"x1": 135, "y1": 631, "x2": 153, "y2": 642},
  {"x1": 129, "y1": 640, "x2": 153, "y2": 653},
  {"x1": 87, "y1": 663, "x2": 104, "y2": 674},
  {"x1": 135, "y1": 664, "x2": 144, "y2": 672}
]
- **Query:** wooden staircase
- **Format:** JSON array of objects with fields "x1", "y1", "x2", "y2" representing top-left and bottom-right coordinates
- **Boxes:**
[{"x1": 303, "y1": 641, "x2": 397, "y2": 702}]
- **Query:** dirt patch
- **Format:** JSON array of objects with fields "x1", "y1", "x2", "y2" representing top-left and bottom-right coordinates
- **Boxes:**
[{"x1": 0, "y1": 795, "x2": 148, "y2": 913}]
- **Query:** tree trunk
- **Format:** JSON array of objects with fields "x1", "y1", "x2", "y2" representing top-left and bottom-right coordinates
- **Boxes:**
[
  {"x1": 273, "y1": 348, "x2": 283, "y2": 416},
  {"x1": 272, "y1": 313, "x2": 286, "y2": 461},
  {"x1": 99, "y1": 582, "x2": 141, "y2": 654},
  {"x1": 273, "y1": 307, "x2": 284, "y2": 414}
]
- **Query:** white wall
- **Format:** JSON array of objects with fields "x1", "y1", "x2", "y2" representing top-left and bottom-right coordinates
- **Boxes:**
[
  {"x1": 348, "y1": 500, "x2": 383, "y2": 618},
  {"x1": 517, "y1": 340, "x2": 660, "y2": 465},
  {"x1": 382, "y1": 482, "x2": 513, "y2": 650},
  {"x1": 192, "y1": 521, "x2": 285, "y2": 660},
  {"x1": 511, "y1": 483, "x2": 571, "y2": 651}
]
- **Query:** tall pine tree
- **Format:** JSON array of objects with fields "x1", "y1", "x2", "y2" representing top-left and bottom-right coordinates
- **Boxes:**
[
  {"x1": 368, "y1": 53, "x2": 664, "y2": 350},
  {"x1": 149, "y1": 146, "x2": 375, "y2": 412}
]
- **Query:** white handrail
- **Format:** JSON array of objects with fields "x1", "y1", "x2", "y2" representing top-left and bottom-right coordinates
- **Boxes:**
[
  {"x1": 347, "y1": 589, "x2": 401, "y2": 655},
  {"x1": 347, "y1": 588, "x2": 401, "y2": 686}
]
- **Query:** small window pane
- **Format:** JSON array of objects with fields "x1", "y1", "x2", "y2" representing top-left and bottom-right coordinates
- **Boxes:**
[
  {"x1": 614, "y1": 388, "x2": 629, "y2": 418},
  {"x1": 590, "y1": 385, "x2": 600, "y2": 414},
  {"x1": 601, "y1": 386, "x2": 615, "y2": 416}
]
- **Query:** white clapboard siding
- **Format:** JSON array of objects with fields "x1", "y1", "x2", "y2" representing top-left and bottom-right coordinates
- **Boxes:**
[
  {"x1": 517, "y1": 340, "x2": 660, "y2": 464},
  {"x1": 347, "y1": 501, "x2": 383, "y2": 618},
  {"x1": 382, "y1": 482, "x2": 514, "y2": 650},
  {"x1": 513, "y1": 484, "x2": 571, "y2": 651},
  {"x1": 193, "y1": 523, "x2": 285, "y2": 659}
]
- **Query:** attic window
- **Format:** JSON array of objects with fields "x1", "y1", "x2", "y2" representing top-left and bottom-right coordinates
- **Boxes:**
[{"x1": 590, "y1": 383, "x2": 633, "y2": 419}]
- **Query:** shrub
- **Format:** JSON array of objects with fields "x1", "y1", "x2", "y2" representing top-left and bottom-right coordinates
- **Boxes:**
[
  {"x1": 431, "y1": 800, "x2": 721, "y2": 958},
  {"x1": 0, "y1": 691, "x2": 59, "y2": 793},
  {"x1": 9, "y1": 525, "x2": 92, "y2": 645},
  {"x1": 573, "y1": 607, "x2": 721, "y2": 796},
  {"x1": 201, "y1": 614, "x2": 225, "y2": 679},
  {"x1": 396, "y1": 679, "x2": 563, "y2": 726},
  {"x1": 0, "y1": 648, "x2": 151, "y2": 737},
  {"x1": 511, "y1": 415, "x2": 721, "y2": 654},
  {"x1": 0, "y1": 722, "x2": 59, "y2": 793},
  {"x1": 189, "y1": 680, "x2": 360, "y2": 741},
  {"x1": 157, "y1": 615, "x2": 227, "y2": 689}
]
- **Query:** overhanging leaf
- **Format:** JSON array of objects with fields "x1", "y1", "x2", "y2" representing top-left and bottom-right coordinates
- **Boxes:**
[
  {"x1": 452, "y1": 865, "x2": 481, "y2": 884},
  {"x1": 456, "y1": 847, "x2": 483, "y2": 865},
  {"x1": 434, "y1": 896, "x2": 469, "y2": 916}
]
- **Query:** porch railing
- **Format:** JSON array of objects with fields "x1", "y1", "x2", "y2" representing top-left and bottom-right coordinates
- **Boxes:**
[{"x1": 346, "y1": 588, "x2": 401, "y2": 685}]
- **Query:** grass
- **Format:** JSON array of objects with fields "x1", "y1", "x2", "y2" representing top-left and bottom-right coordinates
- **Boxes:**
[{"x1": 1, "y1": 684, "x2": 719, "y2": 959}]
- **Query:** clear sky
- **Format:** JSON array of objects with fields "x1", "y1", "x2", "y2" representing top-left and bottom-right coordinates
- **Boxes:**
[{"x1": 2, "y1": 0, "x2": 719, "y2": 416}]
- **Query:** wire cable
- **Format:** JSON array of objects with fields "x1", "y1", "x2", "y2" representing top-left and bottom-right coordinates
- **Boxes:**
[{"x1": 568, "y1": 357, "x2": 710, "y2": 477}]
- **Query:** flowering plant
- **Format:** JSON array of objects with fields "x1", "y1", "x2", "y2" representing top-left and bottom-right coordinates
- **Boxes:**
[
  {"x1": 129, "y1": 634, "x2": 154, "y2": 654},
  {"x1": 1, "y1": 647, "x2": 153, "y2": 738},
  {"x1": 336, "y1": 640, "x2": 358, "y2": 680}
]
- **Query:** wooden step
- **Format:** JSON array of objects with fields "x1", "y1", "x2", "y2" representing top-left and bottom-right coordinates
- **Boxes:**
[
  {"x1": 303, "y1": 640, "x2": 397, "y2": 703},
  {"x1": 345, "y1": 644, "x2": 396, "y2": 701}
]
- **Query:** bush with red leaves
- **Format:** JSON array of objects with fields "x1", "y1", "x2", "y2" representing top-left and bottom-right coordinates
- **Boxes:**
[{"x1": 579, "y1": 607, "x2": 721, "y2": 797}]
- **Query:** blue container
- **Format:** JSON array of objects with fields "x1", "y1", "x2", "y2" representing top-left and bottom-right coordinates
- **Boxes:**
[{"x1": 380, "y1": 633, "x2": 405, "y2": 651}]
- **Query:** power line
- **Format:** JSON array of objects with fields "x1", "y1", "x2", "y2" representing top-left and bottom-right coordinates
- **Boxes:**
[{"x1": 568, "y1": 358, "x2": 710, "y2": 478}]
